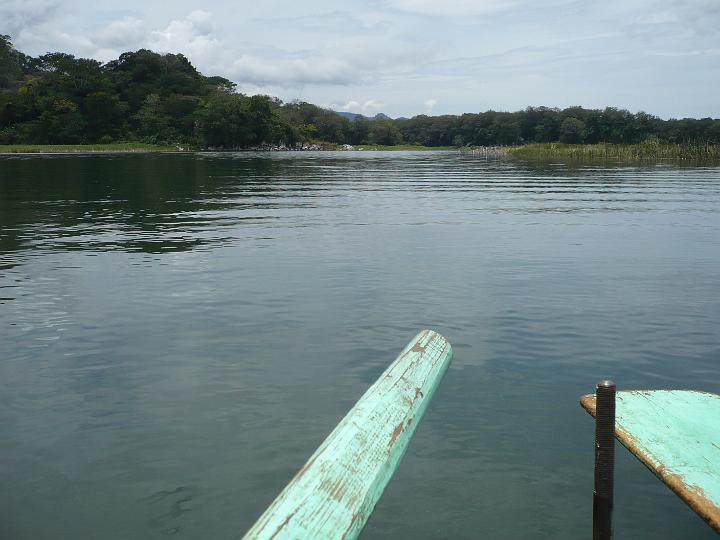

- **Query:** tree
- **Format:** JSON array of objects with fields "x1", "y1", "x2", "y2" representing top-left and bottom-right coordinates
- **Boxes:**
[
  {"x1": 134, "y1": 94, "x2": 171, "y2": 142},
  {"x1": 197, "y1": 92, "x2": 256, "y2": 148},
  {"x1": 84, "y1": 91, "x2": 125, "y2": 140},
  {"x1": 2, "y1": 36, "x2": 720, "y2": 148},
  {"x1": 36, "y1": 53, "x2": 107, "y2": 98},
  {"x1": 493, "y1": 115, "x2": 521, "y2": 145},
  {"x1": 369, "y1": 120, "x2": 402, "y2": 145},
  {"x1": 0, "y1": 35, "x2": 23, "y2": 88},
  {"x1": 559, "y1": 117, "x2": 586, "y2": 144}
]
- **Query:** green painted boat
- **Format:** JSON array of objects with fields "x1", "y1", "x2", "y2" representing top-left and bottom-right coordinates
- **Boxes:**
[
  {"x1": 242, "y1": 329, "x2": 453, "y2": 540},
  {"x1": 581, "y1": 389, "x2": 720, "y2": 532},
  {"x1": 242, "y1": 337, "x2": 719, "y2": 538}
]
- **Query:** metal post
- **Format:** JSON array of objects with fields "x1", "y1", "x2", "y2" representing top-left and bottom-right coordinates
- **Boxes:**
[{"x1": 593, "y1": 380, "x2": 616, "y2": 540}]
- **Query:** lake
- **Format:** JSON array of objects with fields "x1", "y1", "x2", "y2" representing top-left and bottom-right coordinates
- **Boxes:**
[{"x1": 1, "y1": 151, "x2": 719, "y2": 539}]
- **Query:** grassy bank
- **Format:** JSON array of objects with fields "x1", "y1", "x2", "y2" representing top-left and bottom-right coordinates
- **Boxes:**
[
  {"x1": 0, "y1": 143, "x2": 184, "y2": 154},
  {"x1": 508, "y1": 142, "x2": 720, "y2": 162}
]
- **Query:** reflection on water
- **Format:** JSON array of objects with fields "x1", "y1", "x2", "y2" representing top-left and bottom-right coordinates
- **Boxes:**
[{"x1": 1, "y1": 152, "x2": 719, "y2": 539}]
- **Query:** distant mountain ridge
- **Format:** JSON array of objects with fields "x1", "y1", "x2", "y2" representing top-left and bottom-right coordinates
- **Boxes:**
[{"x1": 334, "y1": 111, "x2": 392, "y2": 121}]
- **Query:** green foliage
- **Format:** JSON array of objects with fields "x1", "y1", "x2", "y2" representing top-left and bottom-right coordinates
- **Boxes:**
[
  {"x1": 559, "y1": 117, "x2": 586, "y2": 143},
  {"x1": 84, "y1": 91, "x2": 126, "y2": 140},
  {"x1": 134, "y1": 94, "x2": 171, "y2": 142},
  {"x1": 195, "y1": 92, "x2": 292, "y2": 148},
  {"x1": 1, "y1": 35, "x2": 719, "y2": 150},
  {"x1": 395, "y1": 107, "x2": 720, "y2": 148},
  {"x1": 0, "y1": 143, "x2": 178, "y2": 153},
  {"x1": 0, "y1": 35, "x2": 24, "y2": 88},
  {"x1": 368, "y1": 120, "x2": 402, "y2": 145},
  {"x1": 280, "y1": 101, "x2": 351, "y2": 143}
]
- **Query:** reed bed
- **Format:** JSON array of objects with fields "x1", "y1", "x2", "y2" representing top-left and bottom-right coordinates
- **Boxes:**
[
  {"x1": 465, "y1": 146, "x2": 511, "y2": 158},
  {"x1": 508, "y1": 142, "x2": 720, "y2": 162},
  {"x1": 0, "y1": 143, "x2": 180, "y2": 154}
]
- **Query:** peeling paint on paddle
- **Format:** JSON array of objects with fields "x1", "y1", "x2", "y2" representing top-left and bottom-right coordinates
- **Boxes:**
[{"x1": 242, "y1": 330, "x2": 453, "y2": 540}]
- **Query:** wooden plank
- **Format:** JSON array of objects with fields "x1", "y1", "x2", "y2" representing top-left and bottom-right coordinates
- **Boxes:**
[
  {"x1": 242, "y1": 329, "x2": 453, "y2": 540},
  {"x1": 580, "y1": 390, "x2": 720, "y2": 532}
]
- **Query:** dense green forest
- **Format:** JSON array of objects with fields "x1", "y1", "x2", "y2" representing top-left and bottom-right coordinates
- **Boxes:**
[{"x1": 2, "y1": 36, "x2": 720, "y2": 149}]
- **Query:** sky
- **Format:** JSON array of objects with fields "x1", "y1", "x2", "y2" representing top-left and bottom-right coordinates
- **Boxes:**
[{"x1": 2, "y1": 0, "x2": 719, "y2": 119}]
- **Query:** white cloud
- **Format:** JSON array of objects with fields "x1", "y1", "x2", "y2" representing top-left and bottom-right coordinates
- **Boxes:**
[
  {"x1": 151, "y1": 9, "x2": 214, "y2": 42},
  {"x1": 148, "y1": 10, "x2": 219, "y2": 59},
  {"x1": 324, "y1": 99, "x2": 387, "y2": 114},
  {"x1": 229, "y1": 55, "x2": 358, "y2": 86},
  {"x1": 354, "y1": 11, "x2": 393, "y2": 28},
  {"x1": 185, "y1": 9, "x2": 214, "y2": 35},
  {"x1": 672, "y1": 0, "x2": 720, "y2": 36},
  {"x1": 95, "y1": 16, "x2": 146, "y2": 48},
  {"x1": 385, "y1": 0, "x2": 517, "y2": 16},
  {"x1": 361, "y1": 99, "x2": 385, "y2": 112},
  {"x1": 53, "y1": 31, "x2": 96, "y2": 52},
  {"x1": 339, "y1": 100, "x2": 360, "y2": 111},
  {"x1": 1, "y1": 0, "x2": 719, "y2": 118},
  {"x1": 0, "y1": 0, "x2": 59, "y2": 35}
]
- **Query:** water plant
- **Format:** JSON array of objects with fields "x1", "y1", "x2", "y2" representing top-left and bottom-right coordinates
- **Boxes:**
[{"x1": 508, "y1": 140, "x2": 720, "y2": 162}]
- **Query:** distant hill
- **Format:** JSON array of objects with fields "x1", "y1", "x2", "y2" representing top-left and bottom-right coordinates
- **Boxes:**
[{"x1": 334, "y1": 111, "x2": 393, "y2": 121}]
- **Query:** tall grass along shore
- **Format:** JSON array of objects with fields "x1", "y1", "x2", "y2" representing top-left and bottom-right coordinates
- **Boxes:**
[
  {"x1": 0, "y1": 143, "x2": 182, "y2": 154},
  {"x1": 508, "y1": 141, "x2": 720, "y2": 162}
]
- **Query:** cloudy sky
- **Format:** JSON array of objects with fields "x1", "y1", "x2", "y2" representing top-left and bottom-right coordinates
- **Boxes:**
[{"x1": 2, "y1": 0, "x2": 719, "y2": 118}]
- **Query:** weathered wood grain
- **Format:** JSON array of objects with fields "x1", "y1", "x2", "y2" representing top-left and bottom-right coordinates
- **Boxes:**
[
  {"x1": 580, "y1": 390, "x2": 720, "y2": 532},
  {"x1": 242, "y1": 329, "x2": 453, "y2": 540}
]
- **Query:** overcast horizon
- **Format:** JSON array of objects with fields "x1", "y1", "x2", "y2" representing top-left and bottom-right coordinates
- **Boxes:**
[{"x1": 2, "y1": 0, "x2": 719, "y2": 120}]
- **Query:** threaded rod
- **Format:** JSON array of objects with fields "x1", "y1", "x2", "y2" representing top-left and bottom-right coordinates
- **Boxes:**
[{"x1": 593, "y1": 380, "x2": 616, "y2": 540}]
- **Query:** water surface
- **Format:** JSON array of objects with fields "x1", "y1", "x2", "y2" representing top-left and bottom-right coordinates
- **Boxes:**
[{"x1": 1, "y1": 151, "x2": 719, "y2": 539}]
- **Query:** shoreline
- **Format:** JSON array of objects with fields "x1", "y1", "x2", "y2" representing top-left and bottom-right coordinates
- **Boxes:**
[
  {"x1": 3, "y1": 143, "x2": 718, "y2": 161},
  {"x1": 0, "y1": 143, "x2": 180, "y2": 155},
  {"x1": 0, "y1": 144, "x2": 458, "y2": 155}
]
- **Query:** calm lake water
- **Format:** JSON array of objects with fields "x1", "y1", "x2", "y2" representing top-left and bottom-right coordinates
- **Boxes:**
[{"x1": 1, "y1": 151, "x2": 719, "y2": 539}]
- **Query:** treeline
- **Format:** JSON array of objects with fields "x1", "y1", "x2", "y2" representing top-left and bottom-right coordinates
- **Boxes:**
[
  {"x1": 2, "y1": 36, "x2": 720, "y2": 148},
  {"x1": 393, "y1": 108, "x2": 720, "y2": 146},
  {"x1": 0, "y1": 36, "x2": 324, "y2": 148}
]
